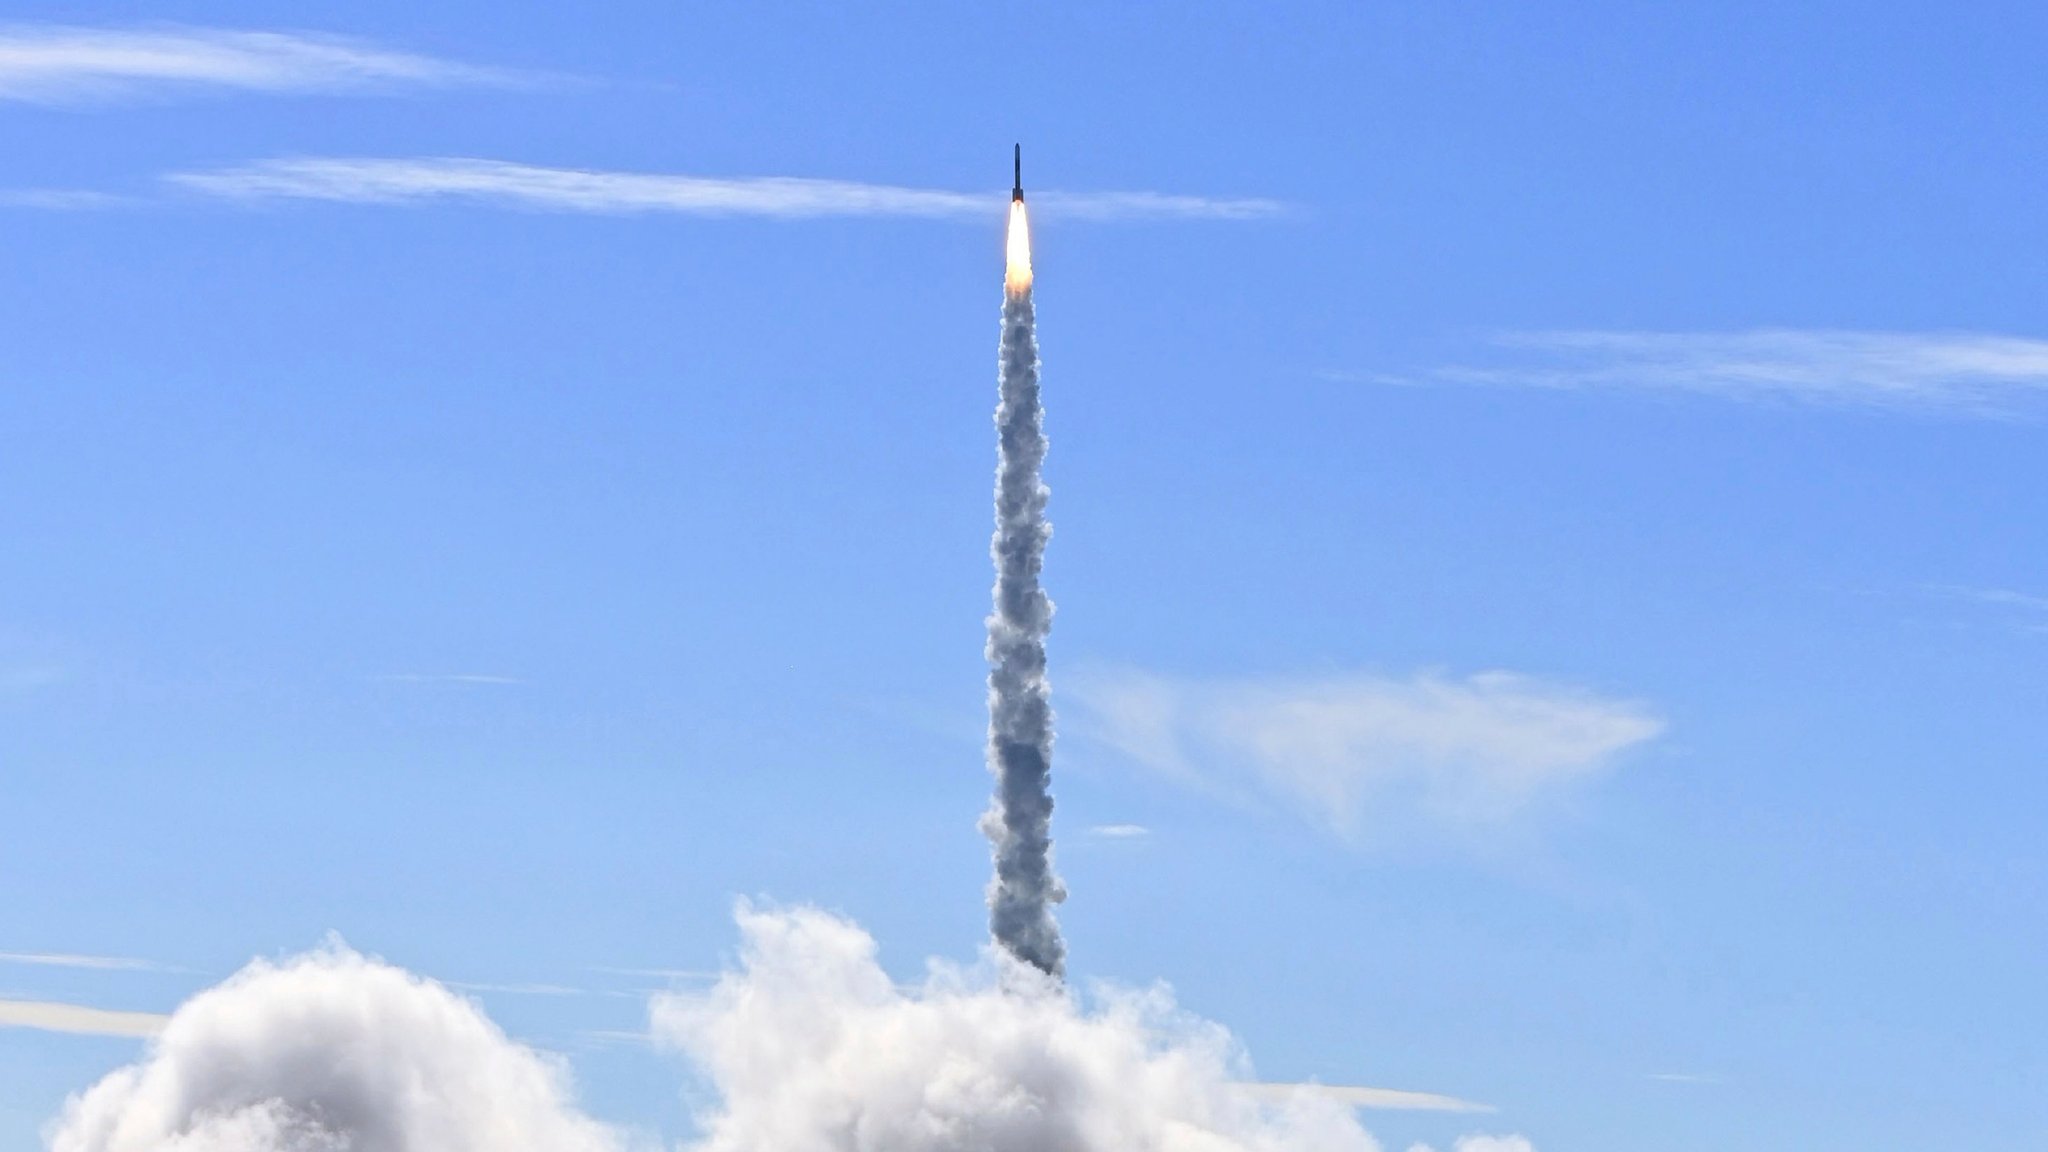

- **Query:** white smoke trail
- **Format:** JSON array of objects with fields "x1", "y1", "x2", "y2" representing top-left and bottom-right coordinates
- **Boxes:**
[
  {"x1": 45, "y1": 942, "x2": 617, "y2": 1152},
  {"x1": 654, "y1": 902, "x2": 1379, "y2": 1152},
  {"x1": 34, "y1": 193, "x2": 1538, "y2": 1152},
  {"x1": 981, "y1": 247, "x2": 1066, "y2": 977}
]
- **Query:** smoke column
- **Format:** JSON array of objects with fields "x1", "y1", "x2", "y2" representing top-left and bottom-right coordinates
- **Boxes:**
[{"x1": 981, "y1": 196, "x2": 1066, "y2": 977}]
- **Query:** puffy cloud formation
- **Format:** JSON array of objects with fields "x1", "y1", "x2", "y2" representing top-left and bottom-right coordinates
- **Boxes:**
[
  {"x1": 42, "y1": 909, "x2": 1539, "y2": 1152},
  {"x1": 45, "y1": 942, "x2": 617, "y2": 1152},
  {"x1": 653, "y1": 902, "x2": 1379, "y2": 1152}
]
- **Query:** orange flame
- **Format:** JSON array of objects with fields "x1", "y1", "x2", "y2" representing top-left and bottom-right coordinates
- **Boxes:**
[{"x1": 1005, "y1": 200, "x2": 1032, "y2": 295}]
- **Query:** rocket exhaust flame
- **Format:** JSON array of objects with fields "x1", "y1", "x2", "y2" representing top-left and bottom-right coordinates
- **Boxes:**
[
  {"x1": 1004, "y1": 200, "x2": 1033, "y2": 295},
  {"x1": 1006, "y1": 144, "x2": 1032, "y2": 294},
  {"x1": 983, "y1": 161, "x2": 1064, "y2": 978}
]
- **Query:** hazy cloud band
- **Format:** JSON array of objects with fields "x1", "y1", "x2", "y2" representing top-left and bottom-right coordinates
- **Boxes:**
[
  {"x1": 0, "y1": 998, "x2": 166, "y2": 1038},
  {"x1": 170, "y1": 158, "x2": 1285, "y2": 221},
  {"x1": 1422, "y1": 329, "x2": 2048, "y2": 416},
  {"x1": 0, "y1": 26, "x2": 507, "y2": 102},
  {"x1": 1237, "y1": 1083, "x2": 1495, "y2": 1114},
  {"x1": 0, "y1": 951, "x2": 157, "y2": 971}
]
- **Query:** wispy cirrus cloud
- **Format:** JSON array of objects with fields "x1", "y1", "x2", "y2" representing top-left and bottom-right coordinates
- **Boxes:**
[
  {"x1": 1236, "y1": 1082, "x2": 1495, "y2": 1113},
  {"x1": 0, "y1": 997, "x2": 166, "y2": 1038},
  {"x1": 1031, "y1": 189, "x2": 1284, "y2": 221},
  {"x1": 0, "y1": 951, "x2": 157, "y2": 971},
  {"x1": 0, "y1": 25, "x2": 510, "y2": 103},
  {"x1": 445, "y1": 981, "x2": 593, "y2": 998},
  {"x1": 589, "y1": 966, "x2": 720, "y2": 983},
  {"x1": 1923, "y1": 585, "x2": 2048, "y2": 636},
  {"x1": 372, "y1": 672, "x2": 524, "y2": 685},
  {"x1": 1073, "y1": 669, "x2": 1662, "y2": 846},
  {"x1": 0, "y1": 664, "x2": 69, "y2": 691},
  {"x1": 1401, "y1": 329, "x2": 2048, "y2": 417},
  {"x1": 0, "y1": 188, "x2": 136, "y2": 210},
  {"x1": 1955, "y1": 588, "x2": 2048, "y2": 612},
  {"x1": 1087, "y1": 823, "x2": 1151, "y2": 839},
  {"x1": 169, "y1": 157, "x2": 1286, "y2": 222}
]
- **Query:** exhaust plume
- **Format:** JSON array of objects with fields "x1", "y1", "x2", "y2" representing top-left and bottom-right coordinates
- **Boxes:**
[
  {"x1": 981, "y1": 198, "x2": 1065, "y2": 977},
  {"x1": 653, "y1": 902, "x2": 1383, "y2": 1152},
  {"x1": 52, "y1": 913, "x2": 1544, "y2": 1152}
]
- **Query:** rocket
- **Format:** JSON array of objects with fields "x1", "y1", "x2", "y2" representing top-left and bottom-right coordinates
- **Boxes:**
[{"x1": 1004, "y1": 145, "x2": 1032, "y2": 293}]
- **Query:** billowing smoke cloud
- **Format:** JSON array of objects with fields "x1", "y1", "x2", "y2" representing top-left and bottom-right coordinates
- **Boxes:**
[
  {"x1": 45, "y1": 942, "x2": 617, "y2": 1152},
  {"x1": 44, "y1": 913, "x2": 1539, "y2": 1152},
  {"x1": 654, "y1": 902, "x2": 1378, "y2": 1152},
  {"x1": 981, "y1": 254, "x2": 1066, "y2": 978}
]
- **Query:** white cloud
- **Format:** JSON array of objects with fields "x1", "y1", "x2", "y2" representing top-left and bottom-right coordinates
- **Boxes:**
[
  {"x1": 0, "y1": 951, "x2": 156, "y2": 971},
  {"x1": 0, "y1": 189, "x2": 134, "y2": 209},
  {"x1": 0, "y1": 25, "x2": 507, "y2": 103},
  {"x1": 35, "y1": 912, "x2": 1510, "y2": 1152},
  {"x1": 1449, "y1": 1138, "x2": 1535, "y2": 1152},
  {"x1": 590, "y1": 965, "x2": 722, "y2": 982},
  {"x1": 1422, "y1": 329, "x2": 2048, "y2": 416},
  {"x1": 1930, "y1": 585, "x2": 2048, "y2": 634},
  {"x1": 0, "y1": 999, "x2": 166, "y2": 1038},
  {"x1": 1956, "y1": 588, "x2": 2048, "y2": 613},
  {"x1": 575, "y1": 1028, "x2": 658, "y2": 1050},
  {"x1": 373, "y1": 672, "x2": 525, "y2": 685},
  {"x1": 1088, "y1": 824, "x2": 1152, "y2": 839},
  {"x1": 47, "y1": 941, "x2": 618, "y2": 1152},
  {"x1": 445, "y1": 981, "x2": 591, "y2": 997},
  {"x1": 1402, "y1": 1139, "x2": 1537, "y2": 1152},
  {"x1": 1031, "y1": 190, "x2": 1286, "y2": 221},
  {"x1": 1235, "y1": 1083, "x2": 1492, "y2": 1113},
  {"x1": 1073, "y1": 670, "x2": 1662, "y2": 844},
  {"x1": 654, "y1": 901, "x2": 1385, "y2": 1152},
  {"x1": 169, "y1": 157, "x2": 1285, "y2": 222}
]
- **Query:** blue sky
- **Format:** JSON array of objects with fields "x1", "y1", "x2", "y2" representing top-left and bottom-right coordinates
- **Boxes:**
[{"x1": 3, "y1": 3, "x2": 2047, "y2": 1149}]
